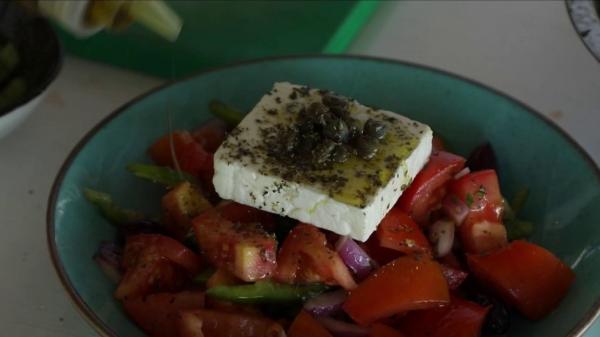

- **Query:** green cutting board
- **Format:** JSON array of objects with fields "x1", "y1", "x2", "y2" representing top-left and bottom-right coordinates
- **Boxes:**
[{"x1": 56, "y1": 1, "x2": 379, "y2": 78}]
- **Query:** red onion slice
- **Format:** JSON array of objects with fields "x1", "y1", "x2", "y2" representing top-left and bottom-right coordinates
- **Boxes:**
[
  {"x1": 93, "y1": 241, "x2": 123, "y2": 283},
  {"x1": 318, "y1": 317, "x2": 370, "y2": 337},
  {"x1": 303, "y1": 289, "x2": 347, "y2": 316},
  {"x1": 335, "y1": 236, "x2": 376, "y2": 280},
  {"x1": 442, "y1": 194, "x2": 469, "y2": 225},
  {"x1": 429, "y1": 219, "x2": 455, "y2": 257}
]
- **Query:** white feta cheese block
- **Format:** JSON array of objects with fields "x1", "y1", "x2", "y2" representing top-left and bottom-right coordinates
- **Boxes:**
[{"x1": 213, "y1": 82, "x2": 432, "y2": 241}]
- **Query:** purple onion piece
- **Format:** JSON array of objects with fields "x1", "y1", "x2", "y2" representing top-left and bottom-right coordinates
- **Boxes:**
[
  {"x1": 429, "y1": 219, "x2": 455, "y2": 258},
  {"x1": 303, "y1": 289, "x2": 347, "y2": 316},
  {"x1": 93, "y1": 241, "x2": 123, "y2": 283},
  {"x1": 466, "y1": 142, "x2": 497, "y2": 172},
  {"x1": 318, "y1": 317, "x2": 370, "y2": 337},
  {"x1": 453, "y1": 167, "x2": 470, "y2": 179},
  {"x1": 442, "y1": 194, "x2": 470, "y2": 225},
  {"x1": 335, "y1": 236, "x2": 376, "y2": 280}
]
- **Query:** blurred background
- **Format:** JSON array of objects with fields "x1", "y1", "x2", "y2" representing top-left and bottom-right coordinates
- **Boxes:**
[{"x1": 0, "y1": 1, "x2": 599, "y2": 336}]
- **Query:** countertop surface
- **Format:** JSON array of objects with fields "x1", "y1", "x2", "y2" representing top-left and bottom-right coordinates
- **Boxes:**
[{"x1": 1, "y1": 1, "x2": 598, "y2": 336}]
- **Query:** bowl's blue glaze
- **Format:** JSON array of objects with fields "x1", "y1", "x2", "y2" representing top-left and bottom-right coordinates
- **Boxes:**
[{"x1": 47, "y1": 56, "x2": 600, "y2": 337}]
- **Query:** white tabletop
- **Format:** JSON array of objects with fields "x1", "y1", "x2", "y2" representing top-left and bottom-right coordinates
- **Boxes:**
[{"x1": 1, "y1": 1, "x2": 598, "y2": 336}]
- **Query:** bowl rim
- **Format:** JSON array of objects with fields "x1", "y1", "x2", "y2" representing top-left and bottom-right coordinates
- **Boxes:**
[
  {"x1": 0, "y1": 12, "x2": 64, "y2": 118},
  {"x1": 46, "y1": 54, "x2": 600, "y2": 337}
]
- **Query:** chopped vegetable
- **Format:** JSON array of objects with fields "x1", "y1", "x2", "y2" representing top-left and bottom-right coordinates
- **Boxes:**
[
  {"x1": 369, "y1": 323, "x2": 405, "y2": 337},
  {"x1": 468, "y1": 291, "x2": 511, "y2": 336},
  {"x1": 440, "y1": 264, "x2": 468, "y2": 290},
  {"x1": 206, "y1": 281, "x2": 328, "y2": 304},
  {"x1": 274, "y1": 223, "x2": 357, "y2": 290},
  {"x1": 397, "y1": 151, "x2": 466, "y2": 223},
  {"x1": 288, "y1": 310, "x2": 333, "y2": 337},
  {"x1": 209, "y1": 99, "x2": 245, "y2": 126},
  {"x1": 192, "y1": 209, "x2": 277, "y2": 282},
  {"x1": 335, "y1": 236, "x2": 376, "y2": 280},
  {"x1": 192, "y1": 119, "x2": 228, "y2": 152},
  {"x1": 376, "y1": 208, "x2": 431, "y2": 255},
  {"x1": 303, "y1": 289, "x2": 347, "y2": 316},
  {"x1": 465, "y1": 142, "x2": 498, "y2": 172},
  {"x1": 161, "y1": 181, "x2": 212, "y2": 240},
  {"x1": 442, "y1": 194, "x2": 469, "y2": 225},
  {"x1": 123, "y1": 291, "x2": 205, "y2": 337},
  {"x1": 192, "y1": 268, "x2": 216, "y2": 285},
  {"x1": 428, "y1": 219, "x2": 455, "y2": 257},
  {"x1": 467, "y1": 240, "x2": 575, "y2": 320},
  {"x1": 127, "y1": 163, "x2": 197, "y2": 187},
  {"x1": 177, "y1": 309, "x2": 285, "y2": 337},
  {"x1": 398, "y1": 295, "x2": 490, "y2": 337},
  {"x1": 318, "y1": 317, "x2": 369, "y2": 337},
  {"x1": 84, "y1": 188, "x2": 144, "y2": 224},
  {"x1": 343, "y1": 256, "x2": 450, "y2": 326},
  {"x1": 93, "y1": 242, "x2": 123, "y2": 283}
]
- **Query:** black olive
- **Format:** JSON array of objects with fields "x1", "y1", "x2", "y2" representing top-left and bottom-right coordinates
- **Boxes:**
[
  {"x1": 344, "y1": 117, "x2": 362, "y2": 139},
  {"x1": 363, "y1": 119, "x2": 387, "y2": 140},
  {"x1": 312, "y1": 139, "x2": 336, "y2": 165},
  {"x1": 323, "y1": 116, "x2": 349, "y2": 143},
  {"x1": 331, "y1": 145, "x2": 350, "y2": 163},
  {"x1": 469, "y1": 292, "x2": 511, "y2": 336},
  {"x1": 354, "y1": 136, "x2": 379, "y2": 160}
]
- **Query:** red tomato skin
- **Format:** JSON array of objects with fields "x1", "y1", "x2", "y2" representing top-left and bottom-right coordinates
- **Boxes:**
[
  {"x1": 397, "y1": 151, "x2": 466, "y2": 224},
  {"x1": 216, "y1": 201, "x2": 276, "y2": 231},
  {"x1": 122, "y1": 234, "x2": 203, "y2": 275},
  {"x1": 398, "y1": 295, "x2": 490, "y2": 337},
  {"x1": 370, "y1": 323, "x2": 406, "y2": 337},
  {"x1": 274, "y1": 223, "x2": 356, "y2": 290},
  {"x1": 364, "y1": 235, "x2": 403, "y2": 266},
  {"x1": 192, "y1": 209, "x2": 277, "y2": 282},
  {"x1": 343, "y1": 255, "x2": 450, "y2": 326},
  {"x1": 376, "y1": 208, "x2": 431, "y2": 254},
  {"x1": 192, "y1": 119, "x2": 228, "y2": 153},
  {"x1": 449, "y1": 170, "x2": 507, "y2": 253},
  {"x1": 115, "y1": 256, "x2": 188, "y2": 300},
  {"x1": 176, "y1": 309, "x2": 285, "y2": 337},
  {"x1": 467, "y1": 240, "x2": 575, "y2": 320},
  {"x1": 123, "y1": 291, "x2": 205, "y2": 337},
  {"x1": 288, "y1": 310, "x2": 333, "y2": 337}
]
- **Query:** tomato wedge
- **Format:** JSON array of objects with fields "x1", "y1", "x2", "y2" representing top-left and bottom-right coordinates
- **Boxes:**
[
  {"x1": 343, "y1": 255, "x2": 449, "y2": 325},
  {"x1": 398, "y1": 295, "x2": 489, "y2": 337},
  {"x1": 149, "y1": 131, "x2": 214, "y2": 190},
  {"x1": 449, "y1": 170, "x2": 506, "y2": 253},
  {"x1": 216, "y1": 201, "x2": 276, "y2": 231},
  {"x1": 193, "y1": 209, "x2": 277, "y2": 282},
  {"x1": 376, "y1": 208, "x2": 430, "y2": 254},
  {"x1": 370, "y1": 323, "x2": 406, "y2": 337},
  {"x1": 288, "y1": 310, "x2": 333, "y2": 337},
  {"x1": 274, "y1": 223, "x2": 356, "y2": 290},
  {"x1": 122, "y1": 234, "x2": 203, "y2": 275},
  {"x1": 123, "y1": 291, "x2": 205, "y2": 337},
  {"x1": 440, "y1": 264, "x2": 468, "y2": 290},
  {"x1": 397, "y1": 151, "x2": 465, "y2": 224},
  {"x1": 176, "y1": 309, "x2": 285, "y2": 337},
  {"x1": 162, "y1": 182, "x2": 212, "y2": 240},
  {"x1": 467, "y1": 240, "x2": 575, "y2": 320},
  {"x1": 192, "y1": 119, "x2": 228, "y2": 153},
  {"x1": 116, "y1": 234, "x2": 203, "y2": 300}
]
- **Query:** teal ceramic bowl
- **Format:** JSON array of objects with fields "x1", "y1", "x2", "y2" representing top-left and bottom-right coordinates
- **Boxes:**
[{"x1": 47, "y1": 56, "x2": 600, "y2": 337}]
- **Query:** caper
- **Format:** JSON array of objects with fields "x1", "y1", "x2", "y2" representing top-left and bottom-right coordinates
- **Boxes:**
[
  {"x1": 285, "y1": 102, "x2": 304, "y2": 114},
  {"x1": 344, "y1": 117, "x2": 362, "y2": 139},
  {"x1": 322, "y1": 94, "x2": 349, "y2": 117},
  {"x1": 363, "y1": 119, "x2": 387, "y2": 140},
  {"x1": 355, "y1": 136, "x2": 379, "y2": 160},
  {"x1": 331, "y1": 145, "x2": 350, "y2": 163},
  {"x1": 312, "y1": 139, "x2": 336, "y2": 165},
  {"x1": 323, "y1": 116, "x2": 349, "y2": 143},
  {"x1": 305, "y1": 102, "x2": 329, "y2": 126}
]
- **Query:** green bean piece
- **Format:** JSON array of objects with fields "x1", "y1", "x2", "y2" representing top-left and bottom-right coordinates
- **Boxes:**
[
  {"x1": 206, "y1": 281, "x2": 328, "y2": 304},
  {"x1": 127, "y1": 163, "x2": 196, "y2": 187},
  {"x1": 208, "y1": 99, "x2": 244, "y2": 126},
  {"x1": 84, "y1": 188, "x2": 144, "y2": 225}
]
